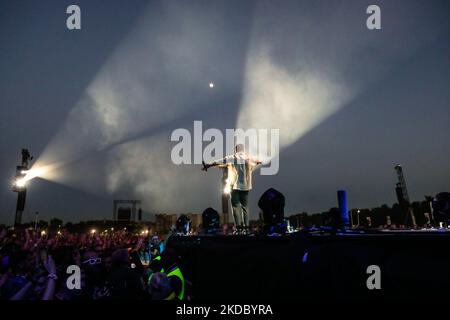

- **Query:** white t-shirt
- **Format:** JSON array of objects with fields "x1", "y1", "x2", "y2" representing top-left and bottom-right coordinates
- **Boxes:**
[{"x1": 215, "y1": 152, "x2": 261, "y2": 191}]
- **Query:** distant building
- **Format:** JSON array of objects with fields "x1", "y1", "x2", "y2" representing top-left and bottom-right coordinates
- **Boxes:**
[{"x1": 155, "y1": 214, "x2": 178, "y2": 234}]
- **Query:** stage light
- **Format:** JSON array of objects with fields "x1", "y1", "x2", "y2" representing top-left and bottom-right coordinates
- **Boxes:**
[
  {"x1": 202, "y1": 207, "x2": 220, "y2": 234},
  {"x1": 258, "y1": 188, "x2": 286, "y2": 234},
  {"x1": 176, "y1": 215, "x2": 191, "y2": 235},
  {"x1": 41, "y1": 230, "x2": 46, "y2": 236},
  {"x1": 14, "y1": 179, "x2": 27, "y2": 188},
  {"x1": 91, "y1": 229, "x2": 96, "y2": 234}
]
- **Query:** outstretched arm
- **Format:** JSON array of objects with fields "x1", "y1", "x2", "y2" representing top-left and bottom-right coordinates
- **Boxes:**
[
  {"x1": 202, "y1": 161, "x2": 219, "y2": 171},
  {"x1": 250, "y1": 156, "x2": 263, "y2": 167},
  {"x1": 42, "y1": 255, "x2": 57, "y2": 300},
  {"x1": 201, "y1": 159, "x2": 228, "y2": 171}
]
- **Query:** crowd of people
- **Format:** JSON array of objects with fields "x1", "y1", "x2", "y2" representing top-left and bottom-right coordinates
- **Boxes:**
[{"x1": 0, "y1": 227, "x2": 186, "y2": 300}]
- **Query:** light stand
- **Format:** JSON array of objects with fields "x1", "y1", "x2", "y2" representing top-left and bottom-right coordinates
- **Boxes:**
[{"x1": 12, "y1": 149, "x2": 33, "y2": 227}]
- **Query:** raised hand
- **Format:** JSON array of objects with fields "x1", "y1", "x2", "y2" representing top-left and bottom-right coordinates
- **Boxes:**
[
  {"x1": 0, "y1": 228, "x2": 6, "y2": 240},
  {"x1": 44, "y1": 255, "x2": 57, "y2": 275}
]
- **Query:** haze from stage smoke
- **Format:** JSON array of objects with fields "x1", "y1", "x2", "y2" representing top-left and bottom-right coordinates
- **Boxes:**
[{"x1": 7, "y1": 0, "x2": 448, "y2": 222}]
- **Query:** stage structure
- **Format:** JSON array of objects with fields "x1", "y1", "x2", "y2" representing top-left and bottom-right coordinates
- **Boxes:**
[
  {"x1": 394, "y1": 164, "x2": 417, "y2": 227},
  {"x1": 12, "y1": 149, "x2": 33, "y2": 227},
  {"x1": 113, "y1": 199, "x2": 142, "y2": 222}
]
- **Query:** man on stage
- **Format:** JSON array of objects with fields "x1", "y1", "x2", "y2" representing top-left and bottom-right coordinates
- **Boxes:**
[{"x1": 202, "y1": 144, "x2": 262, "y2": 234}]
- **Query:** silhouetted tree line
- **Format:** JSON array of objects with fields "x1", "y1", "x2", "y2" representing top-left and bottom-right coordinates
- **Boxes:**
[{"x1": 289, "y1": 199, "x2": 435, "y2": 229}]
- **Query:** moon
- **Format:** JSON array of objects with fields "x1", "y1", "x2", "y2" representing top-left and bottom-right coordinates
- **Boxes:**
[{"x1": 209, "y1": 82, "x2": 214, "y2": 88}]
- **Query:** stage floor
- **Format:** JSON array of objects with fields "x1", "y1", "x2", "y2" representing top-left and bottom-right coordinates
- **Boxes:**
[{"x1": 166, "y1": 230, "x2": 450, "y2": 300}]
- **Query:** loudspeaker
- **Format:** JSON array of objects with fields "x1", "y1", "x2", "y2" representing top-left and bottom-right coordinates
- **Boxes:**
[
  {"x1": 202, "y1": 207, "x2": 220, "y2": 233},
  {"x1": 258, "y1": 188, "x2": 286, "y2": 234}
]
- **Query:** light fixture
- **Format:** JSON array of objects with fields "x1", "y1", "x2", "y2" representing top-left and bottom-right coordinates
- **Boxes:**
[{"x1": 14, "y1": 178, "x2": 27, "y2": 188}]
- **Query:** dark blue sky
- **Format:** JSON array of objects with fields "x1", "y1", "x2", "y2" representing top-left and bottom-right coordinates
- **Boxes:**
[{"x1": 0, "y1": 0, "x2": 449, "y2": 224}]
